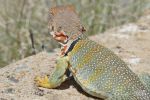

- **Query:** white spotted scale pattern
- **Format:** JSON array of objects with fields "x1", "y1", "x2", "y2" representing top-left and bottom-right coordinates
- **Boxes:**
[{"x1": 68, "y1": 39, "x2": 150, "y2": 100}]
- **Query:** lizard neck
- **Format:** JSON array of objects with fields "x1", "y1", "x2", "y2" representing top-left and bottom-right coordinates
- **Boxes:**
[
  {"x1": 64, "y1": 38, "x2": 80, "y2": 56},
  {"x1": 61, "y1": 34, "x2": 87, "y2": 56}
]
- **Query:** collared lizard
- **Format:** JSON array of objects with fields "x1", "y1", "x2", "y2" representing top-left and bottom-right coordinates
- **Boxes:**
[{"x1": 35, "y1": 5, "x2": 150, "y2": 100}]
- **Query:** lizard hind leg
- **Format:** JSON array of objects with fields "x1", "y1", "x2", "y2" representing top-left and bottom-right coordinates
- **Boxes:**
[{"x1": 35, "y1": 56, "x2": 69, "y2": 89}]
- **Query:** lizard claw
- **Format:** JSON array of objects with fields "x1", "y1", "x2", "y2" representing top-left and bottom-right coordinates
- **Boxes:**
[{"x1": 34, "y1": 75, "x2": 52, "y2": 88}]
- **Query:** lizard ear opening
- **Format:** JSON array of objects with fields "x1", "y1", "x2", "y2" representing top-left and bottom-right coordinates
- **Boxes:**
[{"x1": 80, "y1": 26, "x2": 86, "y2": 33}]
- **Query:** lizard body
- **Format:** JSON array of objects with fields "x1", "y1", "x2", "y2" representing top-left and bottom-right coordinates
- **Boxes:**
[
  {"x1": 35, "y1": 5, "x2": 150, "y2": 100},
  {"x1": 68, "y1": 38, "x2": 150, "y2": 99}
]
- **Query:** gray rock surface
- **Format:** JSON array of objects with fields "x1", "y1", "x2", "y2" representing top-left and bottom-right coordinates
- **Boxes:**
[
  {"x1": 0, "y1": 51, "x2": 97, "y2": 100},
  {"x1": 0, "y1": 11, "x2": 150, "y2": 100}
]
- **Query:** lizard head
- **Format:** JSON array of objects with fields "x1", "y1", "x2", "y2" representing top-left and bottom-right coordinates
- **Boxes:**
[{"x1": 48, "y1": 5, "x2": 86, "y2": 45}]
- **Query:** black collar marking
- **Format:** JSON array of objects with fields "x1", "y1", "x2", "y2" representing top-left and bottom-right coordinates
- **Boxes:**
[{"x1": 65, "y1": 38, "x2": 80, "y2": 56}]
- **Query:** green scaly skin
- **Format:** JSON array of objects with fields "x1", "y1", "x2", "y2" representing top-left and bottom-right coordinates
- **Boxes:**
[{"x1": 35, "y1": 37, "x2": 150, "y2": 100}]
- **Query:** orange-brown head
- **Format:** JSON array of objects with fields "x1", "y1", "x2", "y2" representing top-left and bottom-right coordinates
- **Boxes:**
[{"x1": 48, "y1": 5, "x2": 86, "y2": 45}]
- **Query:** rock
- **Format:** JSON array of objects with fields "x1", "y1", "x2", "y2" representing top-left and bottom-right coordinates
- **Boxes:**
[
  {"x1": 0, "y1": 51, "x2": 98, "y2": 100},
  {"x1": 0, "y1": 11, "x2": 150, "y2": 100}
]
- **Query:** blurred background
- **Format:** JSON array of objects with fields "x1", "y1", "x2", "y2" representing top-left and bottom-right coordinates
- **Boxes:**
[{"x1": 0, "y1": 0, "x2": 150, "y2": 67}]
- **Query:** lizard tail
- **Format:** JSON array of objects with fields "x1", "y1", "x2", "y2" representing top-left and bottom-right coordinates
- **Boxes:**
[{"x1": 138, "y1": 73, "x2": 150, "y2": 90}]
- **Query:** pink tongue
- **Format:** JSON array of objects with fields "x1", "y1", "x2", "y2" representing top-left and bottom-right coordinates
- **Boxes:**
[
  {"x1": 55, "y1": 32, "x2": 65, "y2": 36},
  {"x1": 53, "y1": 31, "x2": 68, "y2": 43}
]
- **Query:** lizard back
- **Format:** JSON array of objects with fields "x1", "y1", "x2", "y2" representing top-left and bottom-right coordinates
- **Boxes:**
[{"x1": 68, "y1": 38, "x2": 150, "y2": 99}]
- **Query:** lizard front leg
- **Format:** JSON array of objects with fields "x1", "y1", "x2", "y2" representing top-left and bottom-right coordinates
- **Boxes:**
[{"x1": 35, "y1": 56, "x2": 69, "y2": 88}]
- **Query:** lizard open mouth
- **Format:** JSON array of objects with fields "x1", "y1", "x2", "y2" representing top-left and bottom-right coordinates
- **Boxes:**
[
  {"x1": 50, "y1": 31, "x2": 70, "y2": 55},
  {"x1": 50, "y1": 31, "x2": 68, "y2": 44}
]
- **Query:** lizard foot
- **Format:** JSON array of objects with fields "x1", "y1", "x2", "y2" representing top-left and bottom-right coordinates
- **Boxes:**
[{"x1": 34, "y1": 75, "x2": 52, "y2": 88}]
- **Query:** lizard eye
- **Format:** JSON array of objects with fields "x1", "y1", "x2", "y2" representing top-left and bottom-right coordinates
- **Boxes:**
[
  {"x1": 51, "y1": 26, "x2": 54, "y2": 31},
  {"x1": 48, "y1": 25, "x2": 54, "y2": 32},
  {"x1": 49, "y1": 25, "x2": 54, "y2": 31},
  {"x1": 57, "y1": 26, "x2": 62, "y2": 32}
]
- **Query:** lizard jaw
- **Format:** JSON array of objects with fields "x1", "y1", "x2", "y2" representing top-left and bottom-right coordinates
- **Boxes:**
[
  {"x1": 50, "y1": 30, "x2": 78, "y2": 56},
  {"x1": 50, "y1": 31, "x2": 68, "y2": 45}
]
